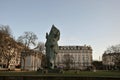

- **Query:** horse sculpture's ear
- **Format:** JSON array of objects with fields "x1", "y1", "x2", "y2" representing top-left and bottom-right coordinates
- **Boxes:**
[{"x1": 46, "y1": 33, "x2": 48, "y2": 39}]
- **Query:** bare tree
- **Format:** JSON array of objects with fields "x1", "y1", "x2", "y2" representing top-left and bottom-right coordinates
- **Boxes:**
[
  {"x1": 0, "y1": 25, "x2": 16, "y2": 68},
  {"x1": 17, "y1": 31, "x2": 38, "y2": 70},
  {"x1": 105, "y1": 44, "x2": 120, "y2": 53},
  {"x1": 34, "y1": 42, "x2": 45, "y2": 53},
  {"x1": 17, "y1": 31, "x2": 38, "y2": 49},
  {"x1": 0, "y1": 32, "x2": 20, "y2": 68},
  {"x1": 105, "y1": 44, "x2": 120, "y2": 68},
  {"x1": 3, "y1": 44, "x2": 16, "y2": 68},
  {"x1": 0, "y1": 25, "x2": 12, "y2": 37}
]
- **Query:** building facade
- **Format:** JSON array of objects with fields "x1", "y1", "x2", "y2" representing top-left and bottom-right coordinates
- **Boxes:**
[
  {"x1": 55, "y1": 45, "x2": 92, "y2": 70},
  {"x1": 102, "y1": 53, "x2": 115, "y2": 66},
  {"x1": 102, "y1": 53, "x2": 120, "y2": 70},
  {"x1": 21, "y1": 50, "x2": 43, "y2": 71}
]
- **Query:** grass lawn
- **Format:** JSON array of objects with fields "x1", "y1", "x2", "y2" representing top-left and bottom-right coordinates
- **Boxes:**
[
  {"x1": 0, "y1": 70, "x2": 120, "y2": 77},
  {"x1": 64, "y1": 70, "x2": 120, "y2": 77}
]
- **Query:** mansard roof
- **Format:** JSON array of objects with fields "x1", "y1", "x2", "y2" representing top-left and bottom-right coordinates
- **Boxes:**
[{"x1": 59, "y1": 45, "x2": 92, "y2": 50}]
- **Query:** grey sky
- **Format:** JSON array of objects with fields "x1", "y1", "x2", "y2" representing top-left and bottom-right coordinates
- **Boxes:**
[{"x1": 0, "y1": 0, "x2": 120, "y2": 60}]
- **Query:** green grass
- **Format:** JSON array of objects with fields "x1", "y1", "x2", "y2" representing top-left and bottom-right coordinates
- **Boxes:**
[
  {"x1": 0, "y1": 70, "x2": 120, "y2": 77},
  {"x1": 48, "y1": 70, "x2": 119, "y2": 77},
  {"x1": 64, "y1": 70, "x2": 120, "y2": 77}
]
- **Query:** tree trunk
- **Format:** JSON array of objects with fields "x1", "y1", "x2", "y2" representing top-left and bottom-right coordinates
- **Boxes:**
[
  {"x1": 6, "y1": 60, "x2": 10, "y2": 68},
  {"x1": 23, "y1": 58, "x2": 26, "y2": 70}
]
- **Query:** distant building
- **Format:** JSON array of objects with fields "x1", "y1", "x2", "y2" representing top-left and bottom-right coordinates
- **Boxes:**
[
  {"x1": 102, "y1": 53, "x2": 115, "y2": 66},
  {"x1": 55, "y1": 45, "x2": 92, "y2": 70},
  {"x1": 102, "y1": 53, "x2": 120, "y2": 66},
  {"x1": 21, "y1": 50, "x2": 43, "y2": 71},
  {"x1": 102, "y1": 53, "x2": 120, "y2": 70}
]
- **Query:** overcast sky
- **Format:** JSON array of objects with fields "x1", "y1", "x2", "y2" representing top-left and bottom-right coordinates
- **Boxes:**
[{"x1": 0, "y1": 0, "x2": 120, "y2": 60}]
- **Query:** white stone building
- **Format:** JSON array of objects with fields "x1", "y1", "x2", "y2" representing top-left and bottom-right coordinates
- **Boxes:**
[
  {"x1": 102, "y1": 53, "x2": 120, "y2": 69},
  {"x1": 102, "y1": 53, "x2": 115, "y2": 66},
  {"x1": 55, "y1": 45, "x2": 92, "y2": 70},
  {"x1": 102, "y1": 53, "x2": 120, "y2": 66},
  {"x1": 21, "y1": 50, "x2": 43, "y2": 71}
]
